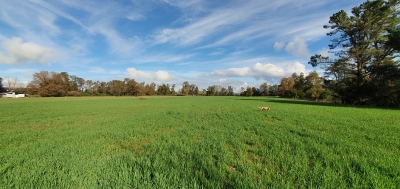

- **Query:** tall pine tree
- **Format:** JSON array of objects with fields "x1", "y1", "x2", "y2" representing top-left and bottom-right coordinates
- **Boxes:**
[{"x1": 309, "y1": 0, "x2": 400, "y2": 106}]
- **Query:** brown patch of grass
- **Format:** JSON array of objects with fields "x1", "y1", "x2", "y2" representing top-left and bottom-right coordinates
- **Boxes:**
[
  {"x1": 193, "y1": 136, "x2": 200, "y2": 143},
  {"x1": 246, "y1": 151, "x2": 257, "y2": 163},
  {"x1": 227, "y1": 165, "x2": 236, "y2": 171}
]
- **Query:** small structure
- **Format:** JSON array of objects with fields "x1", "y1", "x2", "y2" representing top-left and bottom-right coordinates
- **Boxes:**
[{"x1": 0, "y1": 92, "x2": 25, "y2": 98}]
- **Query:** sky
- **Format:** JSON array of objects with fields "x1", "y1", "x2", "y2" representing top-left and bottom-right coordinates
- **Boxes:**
[{"x1": 0, "y1": 0, "x2": 364, "y2": 92}]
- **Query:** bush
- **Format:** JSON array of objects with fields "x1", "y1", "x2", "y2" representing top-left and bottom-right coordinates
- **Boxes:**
[
  {"x1": 27, "y1": 95, "x2": 41, "y2": 98},
  {"x1": 80, "y1": 92, "x2": 91, "y2": 96},
  {"x1": 67, "y1": 91, "x2": 81, "y2": 97}
]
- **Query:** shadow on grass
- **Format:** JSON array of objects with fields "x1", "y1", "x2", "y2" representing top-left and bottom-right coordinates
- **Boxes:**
[
  {"x1": 238, "y1": 97, "x2": 338, "y2": 107},
  {"x1": 236, "y1": 96, "x2": 399, "y2": 110}
]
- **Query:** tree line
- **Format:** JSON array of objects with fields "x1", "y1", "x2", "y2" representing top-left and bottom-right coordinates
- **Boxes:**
[
  {"x1": 1, "y1": 69, "x2": 322, "y2": 99},
  {"x1": 4, "y1": 70, "x2": 224, "y2": 97},
  {"x1": 0, "y1": 69, "x2": 285, "y2": 98},
  {"x1": 18, "y1": 71, "x2": 174, "y2": 97},
  {"x1": 0, "y1": 65, "x2": 397, "y2": 106},
  {"x1": 0, "y1": 70, "x2": 278, "y2": 97}
]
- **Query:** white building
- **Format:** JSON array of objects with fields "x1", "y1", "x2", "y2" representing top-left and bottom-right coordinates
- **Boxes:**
[{"x1": 0, "y1": 92, "x2": 25, "y2": 98}]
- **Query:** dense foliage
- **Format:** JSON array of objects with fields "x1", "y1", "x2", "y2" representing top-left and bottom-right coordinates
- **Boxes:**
[
  {"x1": 277, "y1": 72, "x2": 329, "y2": 101},
  {"x1": 25, "y1": 71, "x2": 184, "y2": 97},
  {"x1": 309, "y1": 0, "x2": 400, "y2": 107},
  {"x1": 0, "y1": 77, "x2": 4, "y2": 92},
  {"x1": 24, "y1": 70, "x2": 253, "y2": 97}
]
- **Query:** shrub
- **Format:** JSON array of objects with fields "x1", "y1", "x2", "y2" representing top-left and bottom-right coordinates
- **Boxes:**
[
  {"x1": 67, "y1": 91, "x2": 81, "y2": 97},
  {"x1": 80, "y1": 92, "x2": 91, "y2": 96}
]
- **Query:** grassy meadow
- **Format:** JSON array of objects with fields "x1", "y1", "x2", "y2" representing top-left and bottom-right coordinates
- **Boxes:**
[{"x1": 0, "y1": 96, "x2": 399, "y2": 188}]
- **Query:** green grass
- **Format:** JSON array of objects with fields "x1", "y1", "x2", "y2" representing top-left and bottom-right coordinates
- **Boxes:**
[{"x1": 0, "y1": 96, "x2": 399, "y2": 188}]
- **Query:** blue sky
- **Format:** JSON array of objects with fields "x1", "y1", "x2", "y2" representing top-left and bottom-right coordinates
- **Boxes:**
[{"x1": 0, "y1": 0, "x2": 364, "y2": 92}]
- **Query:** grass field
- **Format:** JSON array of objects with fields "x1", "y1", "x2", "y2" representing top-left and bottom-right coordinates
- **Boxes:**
[{"x1": 0, "y1": 96, "x2": 399, "y2": 188}]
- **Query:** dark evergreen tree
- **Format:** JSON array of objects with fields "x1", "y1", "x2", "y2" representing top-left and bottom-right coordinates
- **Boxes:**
[
  {"x1": 0, "y1": 77, "x2": 4, "y2": 92},
  {"x1": 309, "y1": 0, "x2": 400, "y2": 106}
]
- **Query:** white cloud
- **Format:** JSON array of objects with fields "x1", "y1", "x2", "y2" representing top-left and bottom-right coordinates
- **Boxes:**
[
  {"x1": 127, "y1": 67, "x2": 177, "y2": 82},
  {"x1": 285, "y1": 36, "x2": 311, "y2": 57},
  {"x1": 241, "y1": 82, "x2": 249, "y2": 90},
  {"x1": 209, "y1": 48, "x2": 224, "y2": 56},
  {"x1": 318, "y1": 48, "x2": 331, "y2": 58},
  {"x1": 126, "y1": 13, "x2": 145, "y2": 21},
  {"x1": 89, "y1": 67, "x2": 105, "y2": 73},
  {"x1": 163, "y1": 0, "x2": 203, "y2": 8},
  {"x1": 284, "y1": 61, "x2": 306, "y2": 74},
  {"x1": 131, "y1": 53, "x2": 195, "y2": 64},
  {"x1": 206, "y1": 62, "x2": 305, "y2": 79},
  {"x1": 0, "y1": 37, "x2": 58, "y2": 65},
  {"x1": 229, "y1": 49, "x2": 252, "y2": 56},
  {"x1": 274, "y1": 41, "x2": 285, "y2": 50}
]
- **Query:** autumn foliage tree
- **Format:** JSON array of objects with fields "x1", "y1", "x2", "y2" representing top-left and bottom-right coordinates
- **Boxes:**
[
  {"x1": 157, "y1": 84, "x2": 171, "y2": 95},
  {"x1": 278, "y1": 77, "x2": 295, "y2": 97},
  {"x1": 27, "y1": 71, "x2": 67, "y2": 97},
  {"x1": 260, "y1": 82, "x2": 269, "y2": 96},
  {"x1": 305, "y1": 71, "x2": 325, "y2": 100},
  {"x1": 181, "y1": 81, "x2": 190, "y2": 96}
]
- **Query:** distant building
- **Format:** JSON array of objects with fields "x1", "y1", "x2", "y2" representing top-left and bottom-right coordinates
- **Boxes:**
[{"x1": 0, "y1": 92, "x2": 25, "y2": 98}]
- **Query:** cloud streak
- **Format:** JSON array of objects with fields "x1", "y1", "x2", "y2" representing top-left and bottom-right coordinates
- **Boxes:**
[
  {"x1": 153, "y1": 0, "x2": 340, "y2": 48},
  {"x1": 154, "y1": 0, "x2": 280, "y2": 46}
]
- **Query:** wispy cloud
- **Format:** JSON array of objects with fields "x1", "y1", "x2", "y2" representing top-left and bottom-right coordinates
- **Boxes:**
[
  {"x1": 131, "y1": 53, "x2": 195, "y2": 64},
  {"x1": 153, "y1": 0, "x2": 338, "y2": 48},
  {"x1": 229, "y1": 49, "x2": 253, "y2": 56},
  {"x1": 0, "y1": 0, "x2": 148, "y2": 57},
  {"x1": 89, "y1": 67, "x2": 106, "y2": 74},
  {"x1": 95, "y1": 24, "x2": 143, "y2": 56},
  {"x1": 163, "y1": 0, "x2": 204, "y2": 9},
  {"x1": 209, "y1": 48, "x2": 225, "y2": 56},
  {"x1": 126, "y1": 13, "x2": 146, "y2": 21},
  {"x1": 153, "y1": 0, "x2": 279, "y2": 46}
]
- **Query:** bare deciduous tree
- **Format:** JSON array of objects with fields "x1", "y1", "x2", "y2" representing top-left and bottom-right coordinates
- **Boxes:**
[{"x1": 4, "y1": 76, "x2": 23, "y2": 91}]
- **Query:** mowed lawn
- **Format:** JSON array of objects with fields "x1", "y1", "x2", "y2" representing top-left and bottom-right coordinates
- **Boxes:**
[{"x1": 0, "y1": 96, "x2": 399, "y2": 188}]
